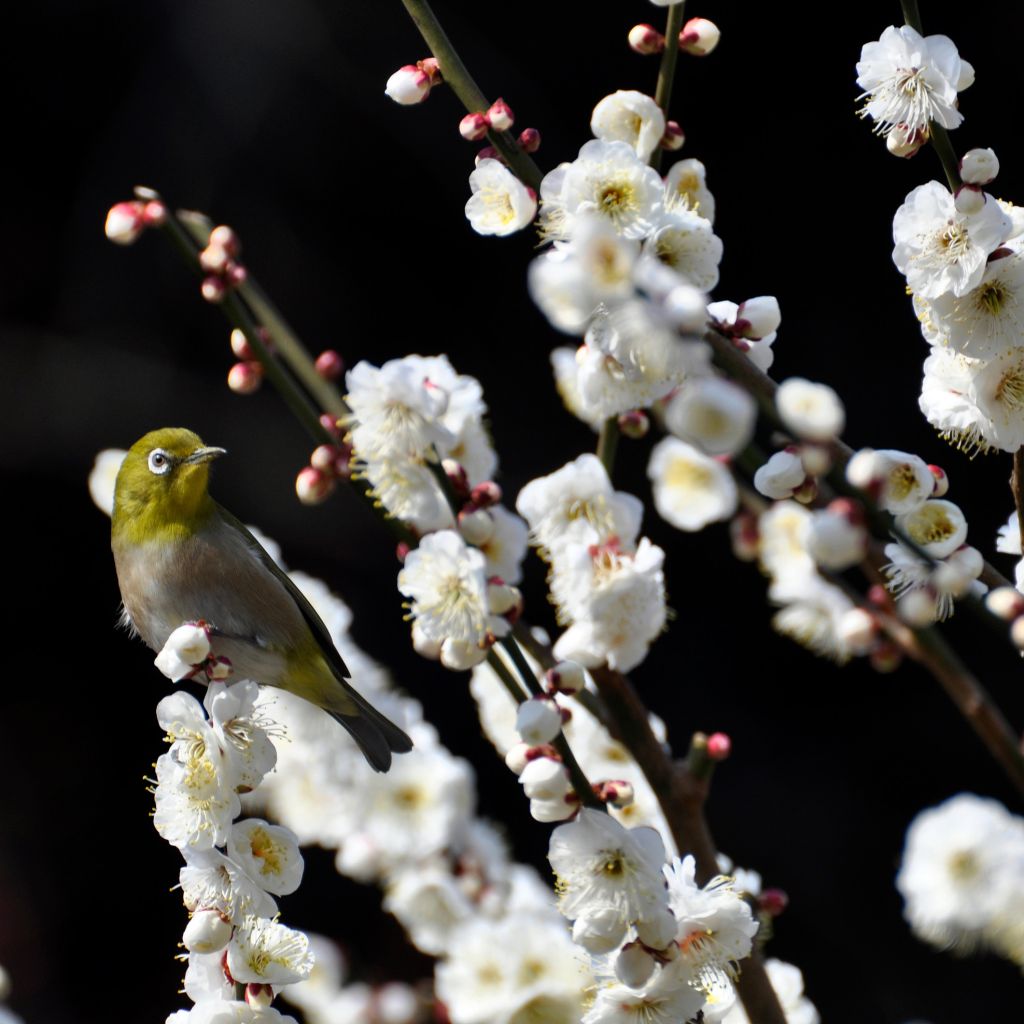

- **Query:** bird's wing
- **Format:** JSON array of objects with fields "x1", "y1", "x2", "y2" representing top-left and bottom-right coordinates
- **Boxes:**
[{"x1": 214, "y1": 503, "x2": 353, "y2": 681}]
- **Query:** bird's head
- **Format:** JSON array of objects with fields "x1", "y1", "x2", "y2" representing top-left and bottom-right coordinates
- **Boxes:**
[{"x1": 112, "y1": 428, "x2": 226, "y2": 542}]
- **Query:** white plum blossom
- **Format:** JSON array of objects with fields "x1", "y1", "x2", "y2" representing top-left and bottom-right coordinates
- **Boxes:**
[
  {"x1": 897, "y1": 793, "x2": 1024, "y2": 958},
  {"x1": 584, "y1": 962, "x2": 705, "y2": 1024},
  {"x1": 227, "y1": 916, "x2": 314, "y2": 986},
  {"x1": 757, "y1": 501, "x2": 814, "y2": 580},
  {"x1": 465, "y1": 159, "x2": 537, "y2": 237},
  {"x1": 892, "y1": 181, "x2": 1011, "y2": 300},
  {"x1": 769, "y1": 571, "x2": 859, "y2": 664},
  {"x1": 227, "y1": 820, "x2": 304, "y2": 897},
  {"x1": 591, "y1": 90, "x2": 666, "y2": 162},
  {"x1": 895, "y1": 498, "x2": 968, "y2": 559},
  {"x1": 775, "y1": 378, "x2": 845, "y2": 441},
  {"x1": 846, "y1": 448, "x2": 935, "y2": 515},
  {"x1": 663, "y1": 158, "x2": 715, "y2": 223},
  {"x1": 805, "y1": 506, "x2": 867, "y2": 571},
  {"x1": 88, "y1": 447, "x2": 126, "y2": 513},
  {"x1": 856, "y1": 25, "x2": 974, "y2": 138},
  {"x1": 642, "y1": 209, "x2": 723, "y2": 291},
  {"x1": 179, "y1": 847, "x2": 278, "y2": 922},
  {"x1": 708, "y1": 298, "x2": 778, "y2": 372},
  {"x1": 647, "y1": 437, "x2": 738, "y2": 531},
  {"x1": 883, "y1": 542, "x2": 984, "y2": 621},
  {"x1": 664, "y1": 377, "x2": 757, "y2": 456},
  {"x1": 753, "y1": 449, "x2": 805, "y2": 501},
  {"x1": 155, "y1": 623, "x2": 212, "y2": 682},
  {"x1": 540, "y1": 140, "x2": 664, "y2": 241},
  {"x1": 398, "y1": 529, "x2": 510, "y2": 669}
]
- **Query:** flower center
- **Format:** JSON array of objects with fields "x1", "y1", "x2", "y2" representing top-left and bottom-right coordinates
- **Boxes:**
[
  {"x1": 597, "y1": 179, "x2": 638, "y2": 222},
  {"x1": 995, "y1": 363, "x2": 1024, "y2": 410},
  {"x1": 665, "y1": 457, "x2": 713, "y2": 492},
  {"x1": 888, "y1": 463, "x2": 918, "y2": 500},
  {"x1": 906, "y1": 506, "x2": 957, "y2": 546},
  {"x1": 948, "y1": 849, "x2": 980, "y2": 880},
  {"x1": 976, "y1": 278, "x2": 1009, "y2": 316}
]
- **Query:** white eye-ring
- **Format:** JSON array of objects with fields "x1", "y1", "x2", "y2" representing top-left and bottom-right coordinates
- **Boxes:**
[{"x1": 148, "y1": 449, "x2": 173, "y2": 475}]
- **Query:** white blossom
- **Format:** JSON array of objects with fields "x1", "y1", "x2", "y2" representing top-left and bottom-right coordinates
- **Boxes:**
[
  {"x1": 465, "y1": 159, "x2": 537, "y2": 237},
  {"x1": 642, "y1": 209, "x2": 723, "y2": 291},
  {"x1": 895, "y1": 499, "x2": 968, "y2": 558},
  {"x1": 664, "y1": 377, "x2": 757, "y2": 456},
  {"x1": 775, "y1": 378, "x2": 845, "y2": 441},
  {"x1": 663, "y1": 158, "x2": 715, "y2": 223},
  {"x1": 227, "y1": 916, "x2": 314, "y2": 986},
  {"x1": 227, "y1": 820, "x2": 304, "y2": 897},
  {"x1": 591, "y1": 90, "x2": 666, "y2": 162},
  {"x1": 846, "y1": 448, "x2": 935, "y2": 514},
  {"x1": 647, "y1": 437, "x2": 737, "y2": 531},
  {"x1": 753, "y1": 450, "x2": 805, "y2": 501}
]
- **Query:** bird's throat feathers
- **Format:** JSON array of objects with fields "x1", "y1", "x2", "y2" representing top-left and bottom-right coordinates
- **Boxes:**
[{"x1": 112, "y1": 463, "x2": 217, "y2": 545}]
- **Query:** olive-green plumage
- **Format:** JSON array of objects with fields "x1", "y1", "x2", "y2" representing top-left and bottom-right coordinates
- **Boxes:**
[{"x1": 111, "y1": 427, "x2": 412, "y2": 772}]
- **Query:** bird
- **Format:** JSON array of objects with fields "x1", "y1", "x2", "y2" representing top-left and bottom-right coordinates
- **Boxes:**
[{"x1": 111, "y1": 426, "x2": 413, "y2": 772}]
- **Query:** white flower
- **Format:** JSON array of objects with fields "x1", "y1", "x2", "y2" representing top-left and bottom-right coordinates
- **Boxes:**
[
  {"x1": 591, "y1": 90, "x2": 666, "y2": 162},
  {"x1": 583, "y1": 962, "x2": 705, "y2": 1024},
  {"x1": 882, "y1": 542, "x2": 983, "y2": 621},
  {"x1": 896, "y1": 793, "x2": 1024, "y2": 953},
  {"x1": 227, "y1": 819, "x2": 304, "y2": 897},
  {"x1": 383, "y1": 863, "x2": 475, "y2": 955},
  {"x1": 769, "y1": 571, "x2": 857, "y2": 663},
  {"x1": 997, "y1": 510, "x2": 1023, "y2": 555},
  {"x1": 664, "y1": 855, "x2": 758, "y2": 989},
  {"x1": 757, "y1": 501, "x2": 814, "y2": 580},
  {"x1": 398, "y1": 530, "x2": 508, "y2": 667},
  {"x1": 926, "y1": 253, "x2": 1024, "y2": 358},
  {"x1": 919, "y1": 345, "x2": 991, "y2": 454},
  {"x1": 775, "y1": 378, "x2": 845, "y2": 441},
  {"x1": 363, "y1": 457, "x2": 455, "y2": 534},
  {"x1": 516, "y1": 698, "x2": 563, "y2": 745},
  {"x1": 548, "y1": 808, "x2": 668, "y2": 923},
  {"x1": 204, "y1": 681, "x2": 277, "y2": 792},
  {"x1": 477, "y1": 505, "x2": 529, "y2": 585},
  {"x1": 516, "y1": 454, "x2": 644, "y2": 557},
  {"x1": 642, "y1": 209, "x2": 723, "y2": 291},
  {"x1": 846, "y1": 448, "x2": 935, "y2": 514},
  {"x1": 465, "y1": 159, "x2": 537, "y2": 237},
  {"x1": 753, "y1": 449, "x2": 805, "y2": 501},
  {"x1": 961, "y1": 147, "x2": 999, "y2": 186},
  {"x1": 179, "y1": 847, "x2": 278, "y2": 922},
  {"x1": 647, "y1": 437, "x2": 737, "y2": 531},
  {"x1": 707, "y1": 298, "x2": 778, "y2": 372},
  {"x1": 227, "y1": 916, "x2": 314, "y2": 985},
  {"x1": 856, "y1": 25, "x2": 974, "y2": 137},
  {"x1": 895, "y1": 498, "x2": 968, "y2": 558},
  {"x1": 551, "y1": 347, "x2": 605, "y2": 431},
  {"x1": 553, "y1": 538, "x2": 667, "y2": 672},
  {"x1": 805, "y1": 507, "x2": 867, "y2": 571},
  {"x1": 892, "y1": 181, "x2": 1011, "y2": 299},
  {"x1": 664, "y1": 377, "x2": 757, "y2": 456},
  {"x1": 540, "y1": 140, "x2": 664, "y2": 241},
  {"x1": 664, "y1": 158, "x2": 715, "y2": 223},
  {"x1": 88, "y1": 447, "x2": 126, "y2": 515},
  {"x1": 155, "y1": 624, "x2": 211, "y2": 682}
]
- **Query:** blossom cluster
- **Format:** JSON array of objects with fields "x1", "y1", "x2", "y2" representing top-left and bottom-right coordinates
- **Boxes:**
[
  {"x1": 897, "y1": 793, "x2": 1024, "y2": 968},
  {"x1": 151, "y1": 628, "x2": 313, "y2": 1024}
]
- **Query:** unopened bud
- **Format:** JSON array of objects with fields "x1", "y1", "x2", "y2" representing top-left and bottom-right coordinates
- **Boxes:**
[
  {"x1": 595, "y1": 779, "x2": 635, "y2": 808},
  {"x1": 679, "y1": 17, "x2": 720, "y2": 56},
  {"x1": 529, "y1": 795, "x2": 578, "y2": 823},
  {"x1": 736, "y1": 296, "x2": 781, "y2": 339},
  {"x1": 245, "y1": 984, "x2": 274, "y2": 1009},
  {"x1": 1011, "y1": 615, "x2": 1024, "y2": 651},
  {"x1": 519, "y1": 756, "x2": 571, "y2": 800},
  {"x1": 230, "y1": 328, "x2": 254, "y2": 360},
  {"x1": 487, "y1": 579, "x2": 521, "y2": 617},
  {"x1": 315, "y1": 349, "x2": 344, "y2": 380},
  {"x1": 295, "y1": 465, "x2": 334, "y2": 505},
  {"x1": 376, "y1": 983, "x2": 419, "y2": 1024},
  {"x1": 960, "y1": 147, "x2": 999, "y2": 185},
  {"x1": 442, "y1": 459, "x2": 470, "y2": 498},
  {"x1": 870, "y1": 640, "x2": 903, "y2": 674},
  {"x1": 754, "y1": 449, "x2": 805, "y2": 501},
  {"x1": 986, "y1": 586, "x2": 1024, "y2": 621},
  {"x1": 505, "y1": 742, "x2": 530, "y2": 774},
  {"x1": 475, "y1": 146, "x2": 500, "y2": 166},
  {"x1": 615, "y1": 942, "x2": 656, "y2": 989},
  {"x1": 954, "y1": 185, "x2": 985, "y2": 216},
  {"x1": 799, "y1": 444, "x2": 832, "y2": 477},
  {"x1": 470, "y1": 481, "x2": 502, "y2": 507},
  {"x1": 200, "y1": 245, "x2": 231, "y2": 275},
  {"x1": 517, "y1": 697, "x2": 563, "y2": 746},
  {"x1": 183, "y1": 910, "x2": 232, "y2": 954},
  {"x1": 661, "y1": 120, "x2": 685, "y2": 151},
  {"x1": 227, "y1": 361, "x2": 263, "y2": 395},
  {"x1": 105, "y1": 201, "x2": 146, "y2": 244},
  {"x1": 573, "y1": 908, "x2": 628, "y2": 955},
  {"x1": 311, "y1": 444, "x2": 342, "y2": 473},
  {"x1": 730, "y1": 510, "x2": 760, "y2": 562},
  {"x1": 209, "y1": 225, "x2": 240, "y2": 257},
  {"x1": 898, "y1": 587, "x2": 938, "y2": 627},
  {"x1": 867, "y1": 583, "x2": 893, "y2": 610},
  {"x1": 386, "y1": 64, "x2": 433, "y2": 105},
  {"x1": 635, "y1": 907, "x2": 677, "y2": 950},
  {"x1": 927, "y1": 464, "x2": 949, "y2": 497},
  {"x1": 225, "y1": 262, "x2": 247, "y2": 287},
  {"x1": 459, "y1": 507, "x2": 495, "y2": 546},
  {"x1": 706, "y1": 732, "x2": 731, "y2": 761},
  {"x1": 487, "y1": 98, "x2": 514, "y2": 132},
  {"x1": 758, "y1": 889, "x2": 789, "y2": 917},
  {"x1": 546, "y1": 660, "x2": 585, "y2": 694},
  {"x1": 518, "y1": 127, "x2": 541, "y2": 152},
  {"x1": 838, "y1": 607, "x2": 876, "y2": 655},
  {"x1": 617, "y1": 410, "x2": 649, "y2": 439},
  {"x1": 460, "y1": 112, "x2": 491, "y2": 141},
  {"x1": 319, "y1": 413, "x2": 343, "y2": 439},
  {"x1": 886, "y1": 123, "x2": 926, "y2": 158},
  {"x1": 628, "y1": 23, "x2": 665, "y2": 55},
  {"x1": 141, "y1": 200, "x2": 167, "y2": 227},
  {"x1": 201, "y1": 275, "x2": 227, "y2": 303}
]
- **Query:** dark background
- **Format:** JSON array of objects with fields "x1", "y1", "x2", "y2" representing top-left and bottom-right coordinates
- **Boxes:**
[{"x1": 2, "y1": 1, "x2": 1023, "y2": 1021}]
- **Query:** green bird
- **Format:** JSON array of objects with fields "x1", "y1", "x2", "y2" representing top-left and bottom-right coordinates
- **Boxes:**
[{"x1": 111, "y1": 426, "x2": 413, "y2": 772}]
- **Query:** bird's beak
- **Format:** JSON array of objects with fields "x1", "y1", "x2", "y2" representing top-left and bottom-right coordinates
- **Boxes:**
[{"x1": 183, "y1": 446, "x2": 227, "y2": 465}]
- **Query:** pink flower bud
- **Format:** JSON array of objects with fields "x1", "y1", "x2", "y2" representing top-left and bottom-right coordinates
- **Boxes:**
[
  {"x1": 730, "y1": 510, "x2": 760, "y2": 562},
  {"x1": 200, "y1": 245, "x2": 230, "y2": 274},
  {"x1": 315, "y1": 349, "x2": 344, "y2": 380},
  {"x1": 595, "y1": 779, "x2": 635, "y2": 808},
  {"x1": 470, "y1": 481, "x2": 502, "y2": 507},
  {"x1": 985, "y1": 586, "x2": 1024, "y2": 621},
  {"x1": 617, "y1": 410, "x2": 650, "y2": 439},
  {"x1": 867, "y1": 584, "x2": 893, "y2": 610},
  {"x1": 1010, "y1": 615, "x2": 1024, "y2": 652},
  {"x1": 661, "y1": 120, "x2": 685, "y2": 150},
  {"x1": 460, "y1": 112, "x2": 491, "y2": 141},
  {"x1": 386, "y1": 64, "x2": 433, "y2": 105},
  {"x1": 225, "y1": 261, "x2": 247, "y2": 287},
  {"x1": 311, "y1": 444, "x2": 342, "y2": 473},
  {"x1": 442, "y1": 459, "x2": 470, "y2": 498},
  {"x1": 209, "y1": 225, "x2": 241, "y2": 257},
  {"x1": 201, "y1": 275, "x2": 227, "y2": 303},
  {"x1": 758, "y1": 889, "x2": 789, "y2": 917},
  {"x1": 105, "y1": 201, "x2": 146, "y2": 245},
  {"x1": 245, "y1": 984, "x2": 274, "y2": 1009},
  {"x1": 886, "y1": 124, "x2": 926, "y2": 158},
  {"x1": 296, "y1": 465, "x2": 335, "y2": 505},
  {"x1": 545, "y1": 660, "x2": 585, "y2": 694},
  {"x1": 960, "y1": 147, "x2": 999, "y2": 185},
  {"x1": 487, "y1": 98, "x2": 514, "y2": 132},
  {"x1": 141, "y1": 200, "x2": 167, "y2": 227},
  {"x1": 628, "y1": 23, "x2": 665, "y2": 55},
  {"x1": 227, "y1": 360, "x2": 263, "y2": 395},
  {"x1": 320, "y1": 413, "x2": 343, "y2": 439},
  {"x1": 230, "y1": 328, "x2": 254, "y2": 360},
  {"x1": 928, "y1": 463, "x2": 949, "y2": 497},
  {"x1": 518, "y1": 127, "x2": 541, "y2": 152},
  {"x1": 706, "y1": 732, "x2": 731, "y2": 761},
  {"x1": 679, "y1": 17, "x2": 720, "y2": 56}
]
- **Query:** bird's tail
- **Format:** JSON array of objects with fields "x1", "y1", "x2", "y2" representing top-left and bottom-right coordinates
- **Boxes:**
[{"x1": 328, "y1": 687, "x2": 413, "y2": 773}]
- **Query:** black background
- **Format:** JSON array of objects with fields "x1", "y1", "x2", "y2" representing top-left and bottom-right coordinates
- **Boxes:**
[{"x1": 2, "y1": 1, "x2": 1023, "y2": 1021}]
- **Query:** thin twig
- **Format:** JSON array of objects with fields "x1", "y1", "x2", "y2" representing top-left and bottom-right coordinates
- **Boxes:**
[
  {"x1": 650, "y1": 1, "x2": 687, "y2": 174},
  {"x1": 597, "y1": 417, "x2": 619, "y2": 477}
]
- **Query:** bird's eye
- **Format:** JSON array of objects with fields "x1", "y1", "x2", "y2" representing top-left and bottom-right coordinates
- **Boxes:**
[{"x1": 148, "y1": 449, "x2": 172, "y2": 475}]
